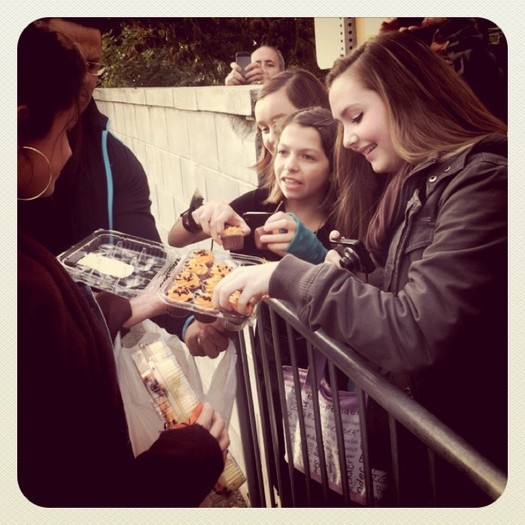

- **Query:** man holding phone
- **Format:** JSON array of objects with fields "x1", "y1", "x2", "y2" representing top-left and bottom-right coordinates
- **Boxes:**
[{"x1": 225, "y1": 45, "x2": 285, "y2": 85}]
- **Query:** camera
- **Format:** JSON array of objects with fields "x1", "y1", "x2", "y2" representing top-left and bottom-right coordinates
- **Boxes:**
[{"x1": 330, "y1": 237, "x2": 375, "y2": 274}]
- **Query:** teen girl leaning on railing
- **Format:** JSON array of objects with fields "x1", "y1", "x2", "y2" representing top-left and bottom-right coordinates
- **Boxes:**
[{"x1": 212, "y1": 30, "x2": 507, "y2": 507}]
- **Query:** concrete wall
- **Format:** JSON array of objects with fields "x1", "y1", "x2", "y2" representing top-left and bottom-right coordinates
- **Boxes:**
[
  {"x1": 95, "y1": 86, "x2": 264, "y2": 501},
  {"x1": 95, "y1": 84, "x2": 261, "y2": 244}
]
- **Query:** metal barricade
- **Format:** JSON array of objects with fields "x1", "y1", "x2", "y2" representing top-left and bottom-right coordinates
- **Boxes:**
[{"x1": 235, "y1": 298, "x2": 506, "y2": 507}]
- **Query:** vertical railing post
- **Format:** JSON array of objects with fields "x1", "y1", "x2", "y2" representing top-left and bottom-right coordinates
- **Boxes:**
[
  {"x1": 235, "y1": 298, "x2": 506, "y2": 507},
  {"x1": 234, "y1": 329, "x2": 266, "y2": 507}
]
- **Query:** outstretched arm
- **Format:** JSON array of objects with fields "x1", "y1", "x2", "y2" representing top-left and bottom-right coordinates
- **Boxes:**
[{"x1": 169, "y1": 201, "x2": 250, "y2": 247}]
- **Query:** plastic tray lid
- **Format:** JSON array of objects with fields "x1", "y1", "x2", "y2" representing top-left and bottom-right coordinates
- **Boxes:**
[
  {"x1": 158, "y1": 248, "x2": 265, "y2": 328},
  {"x1": 57, "y1": 229, "x2": 181, "y2": 299}
]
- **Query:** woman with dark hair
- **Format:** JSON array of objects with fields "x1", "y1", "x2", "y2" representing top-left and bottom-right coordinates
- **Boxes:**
[
  {"x1": 213, "y1": 31, "x2": 507, "y2": 506},
  {"x1": 168, "y1": 69, "x2": 341, "y2": 358},
  {"x1": 18, "y1": 22, "x2": 229, "y2": 507},
  {"x1": 169, "y1": 68, "x2": 333, "y2": 258},
  {"x1": 18, "y1": 18, "x2": 161, "y2": 256}
]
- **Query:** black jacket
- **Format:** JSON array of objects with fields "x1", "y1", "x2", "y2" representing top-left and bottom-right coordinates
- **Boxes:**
[
  {"x1": 18, "y1": 232, "x2": 224, "y2": 507},
  {"x1": 18, "y1": 99, "x2": 160, "y2": 255}
]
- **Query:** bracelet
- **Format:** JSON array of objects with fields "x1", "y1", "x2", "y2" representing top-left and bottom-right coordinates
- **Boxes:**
[
  {"x1": 180, "y1": 208, "x2": 202, "y2": 233},
  {"x1": 182, "y1": 315, "x2": 196, "y2": 340}
]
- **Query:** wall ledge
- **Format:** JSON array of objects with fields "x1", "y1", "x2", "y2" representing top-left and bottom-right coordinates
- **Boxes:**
[{"x1": 95, "y1": 84, "x2": 260, "y2": 116}]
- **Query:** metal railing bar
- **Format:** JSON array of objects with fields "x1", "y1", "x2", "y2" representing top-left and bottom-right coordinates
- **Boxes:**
[
  {"x1": 286, "y1": 322, "x2": 313, "y2": 505},
  {"x1": 356, "y1": 386, "x2": 374, "y2": 507},
  {"x1": 427, "y1": 448, "x2": 438, "y2": 506},
  {"x1": 256, "y1": 314, "x2": 285, "y2": 505},
  {"x1": 326, "y1": 360, "x2": 351, "y2": 503},
  {"x1": 388, "y1": 414, "x2": 402, "y2": 505},
  {"x1": 270, "y1": 310, "x2": 301, "y2": 507},
  {"x1": 248, "y1": 323, "x2": 277, "y2": 507},
  {"x1": 306, "y1": 342, "x2": 330, "y2": 502},
  {"x1": 264, "y1": 298, "x2": 506, "y2": 501},
  {"x1": 235, "y1": 330, "x2": 266, "y2": 507}
]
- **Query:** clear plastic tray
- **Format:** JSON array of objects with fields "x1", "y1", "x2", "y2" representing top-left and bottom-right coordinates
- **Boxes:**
[
  {"x1": 57, "y1": 229, "x2": 263, "y2": 324},
  {"x1": 158, "y1": 248, "x2": 263, "y2": 326},
  {"x1": 57, "y1": 229, "x2": 180, "y2": 299}
]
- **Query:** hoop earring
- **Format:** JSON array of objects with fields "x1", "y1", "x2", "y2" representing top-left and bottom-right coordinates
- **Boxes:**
[{"x1": 18, "y1": 146, "x2": 53, "y2": 201}]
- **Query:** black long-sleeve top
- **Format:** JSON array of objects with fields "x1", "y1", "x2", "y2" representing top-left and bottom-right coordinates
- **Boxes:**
[{"x1": 17, "y1": 232, "x2": 224, "y2": 507}]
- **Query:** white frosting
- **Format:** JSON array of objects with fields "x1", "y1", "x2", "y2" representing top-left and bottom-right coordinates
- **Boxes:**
[{"x1": 78, "y1": 253, "x2": 134, "y2": 278}]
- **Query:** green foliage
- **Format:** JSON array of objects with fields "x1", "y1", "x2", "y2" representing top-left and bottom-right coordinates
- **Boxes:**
[{"x1": 101, "y1": 18, "x2": 324, "y2": 87}]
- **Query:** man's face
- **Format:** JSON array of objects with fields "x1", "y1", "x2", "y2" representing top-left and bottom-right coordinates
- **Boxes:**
[
  {"x1": 251, "y1": 46, "x2": 282, "y2": 83},
  {"x1": 47, "y1": 18, "x2": 103, "y2": 112}
]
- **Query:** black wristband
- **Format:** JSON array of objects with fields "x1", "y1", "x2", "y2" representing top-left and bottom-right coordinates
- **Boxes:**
[{"x1": 180, "y1": 208, "x2": 202, "y2": 233}]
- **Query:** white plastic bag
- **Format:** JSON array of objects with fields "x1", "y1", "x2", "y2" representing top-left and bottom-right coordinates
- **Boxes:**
[
  {"x1": 162, "y1": 331, "x2": 238, "y2": 426},
  {"x1": 203, "y1": 341, "x2": 237, "y2": 426},
  {"x1": 114, "y1": 319, "x2": 245, "y2": 497},
  {"x1": 114, "y1": 319, "x2": 237, "y2": 450},
  {"x1": 113, "y1": 330, "x2": 164, "y2": 456}
]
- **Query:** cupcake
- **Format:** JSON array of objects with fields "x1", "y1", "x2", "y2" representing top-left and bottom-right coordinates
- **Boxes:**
[
  {"x1": 221, "y1": 225, "x2": 245, "y2": 251},
  {"x1": 200, "y1": 275, "x2": 223, "y2": 293},
  {"x1": 210, "y1": 262, "x2": 234, "y2": 279},
  {"x1": 254, "y1": 226, "x2": 284, "y2": 250},
  {"x1": 183, "y1": 260, "x2": 210, "y2": 279},
  {"x1": 254, "y1": 226, "x2": 266, "y2": 250},
  {"x1": 190, "y1": 249, "x2": 214, "y2": 267},
  {"x1": 228, "y1": 290, "x2": 254, "y2": 315},
  {"x1": 166, "y1": 284, "x2": 194, "y2": 303},
  {"x1": 193, "y1": 290, "x2": 215, "y2": 310},
  {"x1": 172, "y1": 270, "x2": 200, "y2": 290}
]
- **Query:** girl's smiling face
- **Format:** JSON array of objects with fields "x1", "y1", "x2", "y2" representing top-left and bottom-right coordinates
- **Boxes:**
[
  {"x1": 329, "y1": 70, "x2": 403, "y2": 174},
  {"x1": 273, "y1": 122, "x2": 330, "y2": 203},
  {"x1": 255, "y1": 88, "x2": 299, "y2": 155}
]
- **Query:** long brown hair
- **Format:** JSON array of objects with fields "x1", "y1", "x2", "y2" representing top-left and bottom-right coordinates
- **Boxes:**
[
  {"x1": 253, "y1": 68, "x2": 330, "y2": 184},
  {"x1": 326, "y1": 31, "x2": 507, "y2": 261}
]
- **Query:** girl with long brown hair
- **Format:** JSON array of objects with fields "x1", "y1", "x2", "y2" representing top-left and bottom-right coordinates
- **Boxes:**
[{"x1": 213, "y1": 30, "x2": 507, "y2": 506}]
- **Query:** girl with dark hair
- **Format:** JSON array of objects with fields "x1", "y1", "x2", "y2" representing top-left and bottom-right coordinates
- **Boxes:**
[
  {"x1": 18, "y1": 22, "x2": 229, "y2": 507},
  {"x1": 169, "y1": 68, "x2": 334, "y2": 262},
  {"x1": 168, "y1": 71, "x2": 342, "y2": 358},
  {"x1": 179, "y1": 105, "x2": 344, "y2": 506}
]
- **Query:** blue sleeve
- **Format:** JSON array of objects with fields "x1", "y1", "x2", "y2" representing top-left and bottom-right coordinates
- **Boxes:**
[
  {"x1": 285, "y1": 213, "x2": 328, "y2": 264},
  {"x1": 181, "y1": 315, "x2": 195, "y2": 340}
]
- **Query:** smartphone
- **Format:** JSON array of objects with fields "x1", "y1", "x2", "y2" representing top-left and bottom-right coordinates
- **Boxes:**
[
  {"x1": 235, "y1": 51, "x2": 252, "y2": 77},
  {"x1": 242, "y1": 211, "x2": 273, "y2": 229}
]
